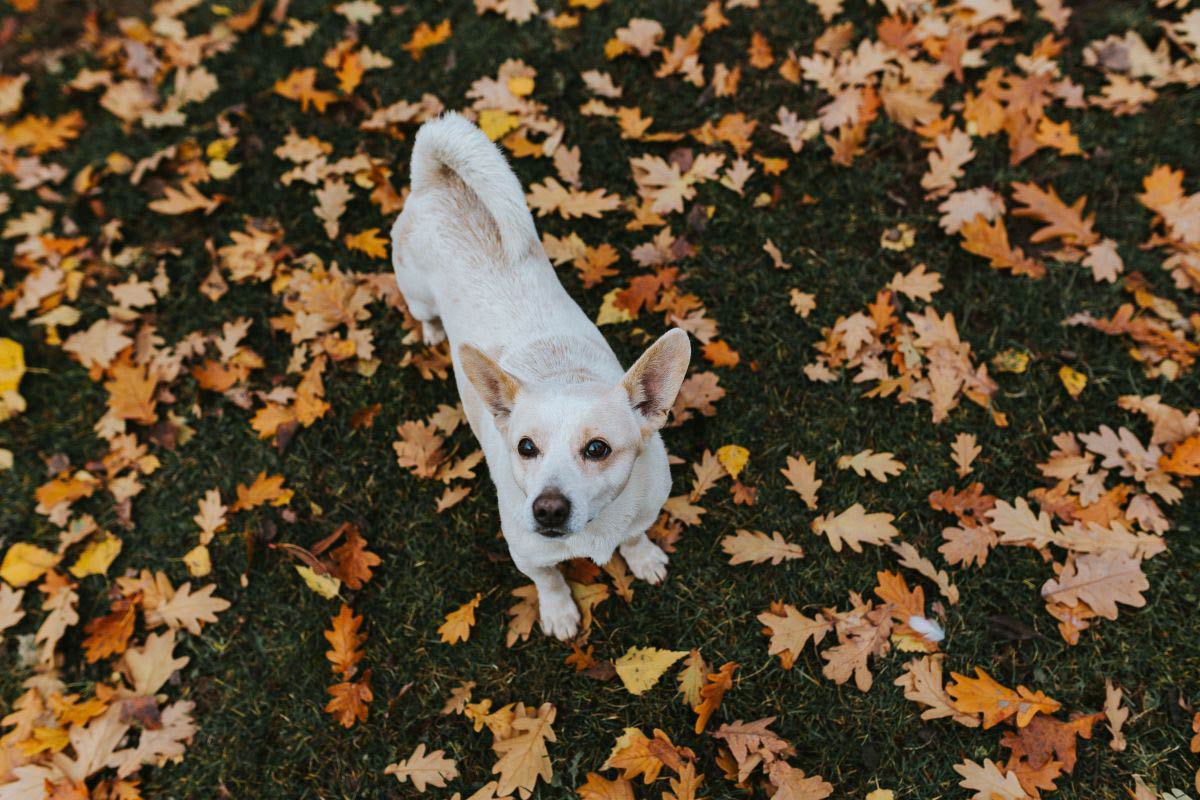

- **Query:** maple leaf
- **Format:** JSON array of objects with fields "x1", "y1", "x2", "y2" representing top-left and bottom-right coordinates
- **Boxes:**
[
  {"x1": 721, "y1": 530, "x2": 805, "y2": 566},
  {"x1": 836, "y1": 449, "x2": 905, "y2": 483},
  {"x1": 946, "y1": 668, "x2": 1061, "y2": 728},
  {"x1": 811, "y1": 504, "x2": 899, "y2": 553},
  {"x1": 954, "y1": 758, "x2": 1028, "y2": 800},
  {"x1": 325, "y1": 670, "x2": 372, "y2": 728},
  {"x1": 780, "y1": 455, "x2": 821, "y2": 509},
  {"x1": 692, "y1": 661, "x2": 736, "y2": 733},
  {"x1": 384, "y1": 743, "x2": 458, "y2": 791},
  {"x1": 344, "y1": 228, "x2": 388, "y2": 259},
  {"x1": 1040, "y1": 551, "x2": 1148, "y2": 620},
  {"x1": 229, "y1": 472, "x2": 291, "y2": 512},
  {"x1": 325, "y1": 604, "x2": 366, "y2": 679},
  {"x1": 274, "y1": 68, "x2": 338, "y2": 112},
  {"x1": 492, "y1": 702, "x2": 556, "y2": 797},
  {"x1": 329, "y1": 525, "x2": 381, "y2": 590},
  {"x1": 439, "y1": 593, "x2": 482, "y2": 644}
]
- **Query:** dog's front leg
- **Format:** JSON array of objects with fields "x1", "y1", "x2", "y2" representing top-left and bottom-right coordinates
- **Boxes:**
[
  {"x1": 515, "y1": 559, "x2": 580, "y2": 641},
  {"x1": 619, "y1": 532, "x2": 669, "y2": 585}
]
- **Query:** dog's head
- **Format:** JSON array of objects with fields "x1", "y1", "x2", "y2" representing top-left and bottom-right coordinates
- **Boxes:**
[{"x1": 459, "y1": 329, "x2": 690, "y2": 537}]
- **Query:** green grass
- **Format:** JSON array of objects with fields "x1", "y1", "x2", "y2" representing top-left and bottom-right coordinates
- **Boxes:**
[{"x1": 1, "y1": 0, "x2": 1199, "y2": 798}]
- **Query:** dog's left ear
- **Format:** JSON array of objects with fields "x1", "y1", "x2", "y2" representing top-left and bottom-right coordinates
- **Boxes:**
[
  {"x1": 620, "y1": 328, "x2": 691, "y2": 431},
  {"x1": 458, "y1": 344, "x2": 521, "y2": 422}
]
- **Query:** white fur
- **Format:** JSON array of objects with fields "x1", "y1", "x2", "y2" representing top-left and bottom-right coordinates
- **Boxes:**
[{"x1": 392, "y1": 113, "x2": 690, "y2": 640}]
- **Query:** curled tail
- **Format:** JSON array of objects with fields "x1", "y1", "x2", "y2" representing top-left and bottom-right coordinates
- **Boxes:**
[{"x1": 409, "y1": 112, "x2": 538, "y2": 266}]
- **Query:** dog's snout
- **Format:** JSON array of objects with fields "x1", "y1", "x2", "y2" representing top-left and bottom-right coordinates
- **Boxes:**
[{"x1": 532, "y1": 490, "x2": 571, "y2": 532}]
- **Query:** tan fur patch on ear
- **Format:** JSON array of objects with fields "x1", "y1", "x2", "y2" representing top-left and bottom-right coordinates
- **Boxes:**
[
  {"x1": 621, "y1": 329, "x2": 691, "y2": 430},
  {"x1": 458, "y1": 344, "x2": 520, "y2": 419}
]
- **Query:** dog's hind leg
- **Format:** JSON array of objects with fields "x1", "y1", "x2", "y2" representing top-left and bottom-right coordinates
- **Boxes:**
[{"x1": 390, "y1": 212, "x2": 446, "y2": 345}]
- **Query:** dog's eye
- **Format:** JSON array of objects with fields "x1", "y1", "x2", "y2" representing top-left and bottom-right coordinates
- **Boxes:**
[
  {"x1": 583, "y1": 439, "x2": 611, "y2": 461},
  {"x1": 517, "y1": 437, "x2": 539, "y2": 458}
]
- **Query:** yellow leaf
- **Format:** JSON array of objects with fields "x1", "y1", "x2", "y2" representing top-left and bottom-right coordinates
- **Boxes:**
[
  {"x1": 716, "y1": 445, "x2": 749, "y2": 480},
  {"x1": 344, "y1": 228, "x2": 389, "y2": 259},
  {"x1": 68, "y1": 532, "x2": 122, "y2": 579},
  {"x1": 0, "y1": 338, "x2": 25, "y2": 394},
  {"x1": 1058, "y1": 365, "x2": 1086, "y2": 399},
  {"x1": 479, "y1": 109, "x2": 519, "y2": 141},
  {"x1": 866, "y1": 791, "x2": 895, "y2": 800},
  {"x1": 438, "y1": 593, "x2": 482, "y2": 644},
  {"x1": 297, "y1": 565, "x2": 342, "y2": 599},
  {"x1": 0, "y1": 543, "x2": 60, "y2": 587},
  {"x1": 208, "y1": 158, "x2": 239, "y2": 180},
  {"x1": 507, "y1": 76, "x2": 535, "y2": 97},
  {"x1": 183, "y1": 544, "x2": 212, "y2": 577},
  {"x1": 992, "y1": 348, "x2": 1029, "y2": 374},
  {"x1": 596, "y1": 288, "x2": 633, "y2": 326},
  {"x1": 613, "y1": 646, "x2": 687, "y2": 695},
  {"x1": 402, "y1": 19, "x2": 452, "y2": 61}
]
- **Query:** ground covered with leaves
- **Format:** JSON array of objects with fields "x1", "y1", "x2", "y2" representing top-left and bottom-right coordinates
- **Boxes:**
[{"x1": 1, "y1": 0, "x2": 1199, "y2": 798}]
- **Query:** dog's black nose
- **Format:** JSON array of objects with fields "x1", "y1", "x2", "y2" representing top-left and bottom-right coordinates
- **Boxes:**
[{"x1": 533, "y1": 491, "x2": 571, "y2": 531}]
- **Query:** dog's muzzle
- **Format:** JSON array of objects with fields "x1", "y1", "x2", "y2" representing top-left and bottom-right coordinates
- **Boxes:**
[{"x1": 532, "y1": 490, "x2": 571, "y2": 536}]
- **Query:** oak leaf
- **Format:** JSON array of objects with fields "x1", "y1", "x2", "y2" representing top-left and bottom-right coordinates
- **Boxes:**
[
  {"x1": 780, "y1": 455, "x2": 821, "y2": 509},
  {"x1": 721, "y1": 530, "x2": 805, "y2": 565},
  {"x1": 954, "y1": 758, "x2": 1027, "y2": 800},
  {"x1": 439, "y1": 593, "x2": 482, "y2": 645},
  {"x1": 1040, "y1": 551, "x2": 1148, "y2": 620},
  {"x1": 491, "y1": 702, "x2": 556, "y2": 797},
  {"x1": 947, "y1": 668, "x2": 1060, "y2": 728},
  {"x1": 692, "y1": 662, "x2": 736, "y2": 734},
  {"x1": 384, "y1": 743, "x2": 458, "y2": 791},
  {"x1": 836, "y1": 449, "x2": 905, "y2": 483},
  {"x1": 329, "y1": 525, "x2": 381, "y2": 590},
  {"x1": 325, "y1": 670, "x2": 372, "y2": 728},
  {"x1": 894, "y1": 656, "x2": 979, "y2": 727},
  {"x1": 325, "y1": 604, "x2": 366, "y2": 679},
  {"x1": 811, "y1": 504, "x2": 899, "y2": 553}
]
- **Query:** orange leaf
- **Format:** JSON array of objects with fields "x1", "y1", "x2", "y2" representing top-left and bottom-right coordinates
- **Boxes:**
[
  {"x1": 324, "y1": 603, "x2": 366, "y2": 679},
  {"x1": 329, "y1": 525, "x2": 381, "y2": 590},
  {"x1": 344, "y1": 228, "x2": 389, "y2": 260},
  {"x1": 325, "y1": 669, "x2": 372, "y2": 728},
  {"x1": 104, "y1": 359, "x2": 158, "y2": 425},
  {"x1": 273, "y1": 67, "x2": 338, "y2": 112},
  {"x1": 702, "y1": 340, "x2": 740, "y2": 368},
  {"x1": 1160, "y1": 435, "x2": 1200, "y2": 476},
  {"x1": 1011, "y1": 181, "x2": 1099, "y2": 247},
  {"x1": 229, "y1": 471, "x2": 292, "y2": 512},
  {"x1": 960, "y1": 215, "x2": 1045, "y2": 279},
  {"x1": 438, "y1": 593, "x2": 482, "y2": 644},
  {"x1": 692, "y1": 661, "x2": 737, "y2": 733},
  {"x1": 82, "y1": 593, "x2": 139, "y2": 663},
  {"x1": 335, "y1": 50, "x2": 364, "y2": 94},
  {"x1": 402, "y1": 19, "x2": 452, "y2": 60},
  {"x1": 947, "y1": 667, "x2": 1061, "y2": 729}
]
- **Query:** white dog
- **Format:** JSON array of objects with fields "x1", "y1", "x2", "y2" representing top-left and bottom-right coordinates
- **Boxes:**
[{"x1": 390, "y1": 113, "x2": 690, "y2": 640}]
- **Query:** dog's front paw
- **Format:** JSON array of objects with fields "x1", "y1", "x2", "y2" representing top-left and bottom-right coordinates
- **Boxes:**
[
  {"x1": 538, "y1": 594, "x2": 581, "y2": 641},
  {"x1": 622, "y1": 539, "x2": 669, "y2": 585}
]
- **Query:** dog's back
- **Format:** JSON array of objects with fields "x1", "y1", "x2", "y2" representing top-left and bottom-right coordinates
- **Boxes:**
[{"x1": 391, "y1": 113, "x2": 611, "y2": 367}]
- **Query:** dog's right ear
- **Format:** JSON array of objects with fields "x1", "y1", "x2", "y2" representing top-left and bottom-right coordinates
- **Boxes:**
[{"x1": 458, "y1": 344, "x2": 521, "y2": 421}]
